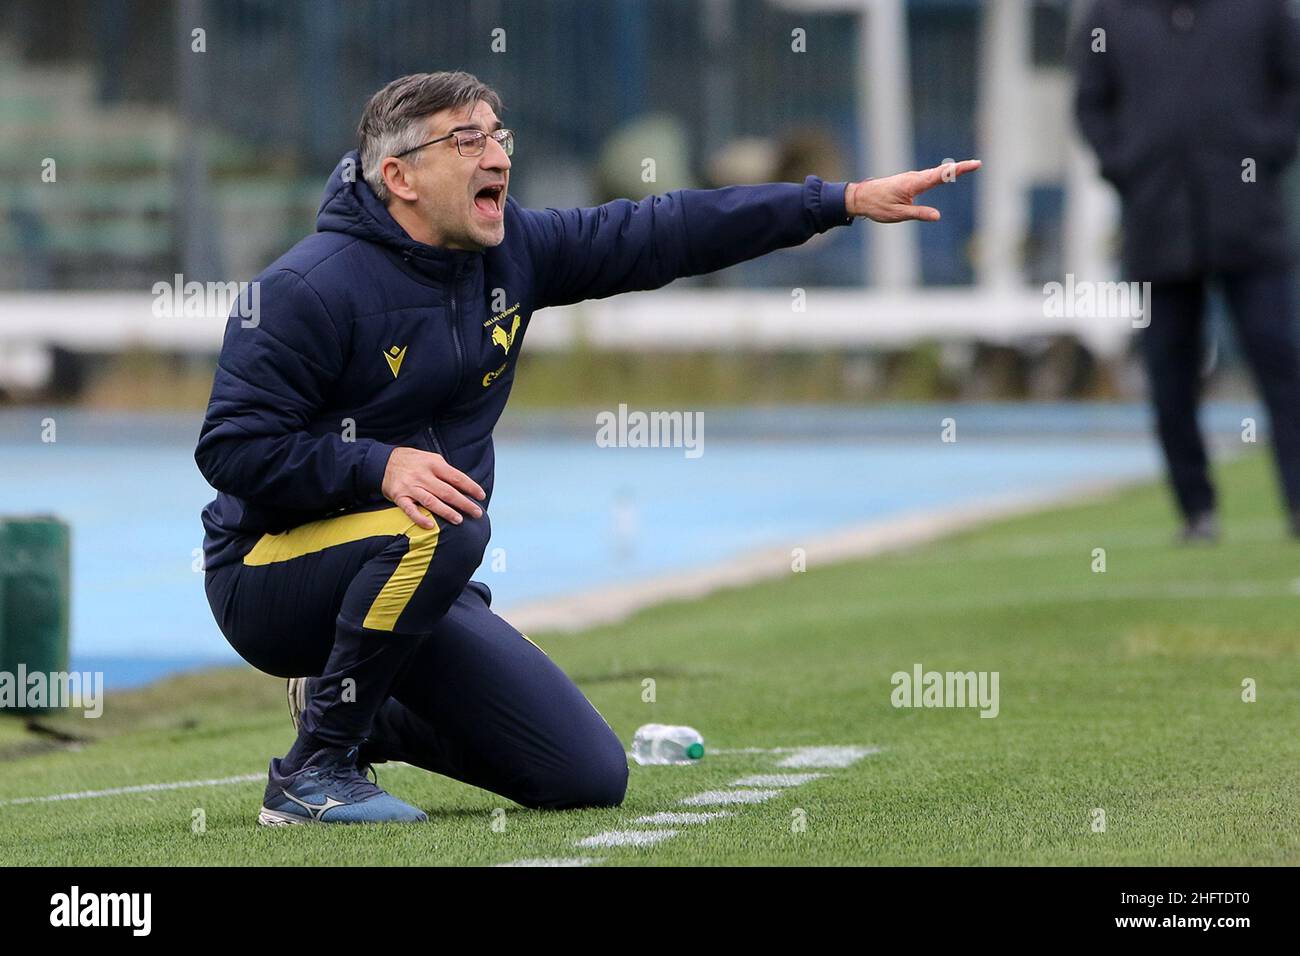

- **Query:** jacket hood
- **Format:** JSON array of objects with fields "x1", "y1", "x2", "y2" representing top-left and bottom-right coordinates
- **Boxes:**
[{"x1": 315, "y1": 149, "x2": 481, "y2": 273}]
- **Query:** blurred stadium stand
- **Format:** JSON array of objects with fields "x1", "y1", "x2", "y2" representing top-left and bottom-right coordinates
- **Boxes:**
[
  {"x1": 0, "y1": 0, "x2": 1295, "y2": 401},
  {"x1": 0, "y1": 0, "x2": 1068, "y2": 291}
]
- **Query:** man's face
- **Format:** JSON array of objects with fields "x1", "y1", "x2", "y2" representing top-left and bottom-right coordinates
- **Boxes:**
[{"x1": 391, "y1": 100, "x2": 511, "y2": 251}]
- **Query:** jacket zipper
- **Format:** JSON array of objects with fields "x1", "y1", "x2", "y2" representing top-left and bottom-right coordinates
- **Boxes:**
[
  {"x1": 403, "y1": 253, "x2": 465, "y2": 464},
  {"x1": 449, "y1": 268, "x2": 466, "y2": 396},
  {"x1": 426, "y1": 424, "x2": 446, "y2": 457},
  {"x1": 434, "y1": 266, "x2": 466, "y2": 466}
]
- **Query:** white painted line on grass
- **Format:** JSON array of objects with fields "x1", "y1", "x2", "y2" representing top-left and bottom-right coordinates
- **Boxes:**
[
  {"x1": 730, "y1": 773, "x2": 825, "y2": 787},
  {"x1": 1, "y1": 745, "x2": 878, "y2": 812},
  {"x1": 496, "y1": 857, "x2": 603, "y2": 867},
  {"x1": 577, "y1": 829, "x2": 679, "y2": 848},
  {"x1": 0, "y1": 773, "x2": 264, "y2": 807},
  {"x1": 0, "y1": 760, "x2": 433, "y2": 809},
  {"x1": 634, "y1": 811, "x2": 733, "y2": 825},
  {"x1": 777, "y1": 746, "x2": 880, "y2": 768},
  {"x1": 679, "y1": 788, "x2": 780, "y2": 806},
  {"x1": 511, "y1": 742, "x2": 877, "y2": 866}
]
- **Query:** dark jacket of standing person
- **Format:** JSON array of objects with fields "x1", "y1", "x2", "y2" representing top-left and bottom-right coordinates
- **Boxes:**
[{"x1": 1073, "y1": 0, "x2": 1300, "y2": 282}]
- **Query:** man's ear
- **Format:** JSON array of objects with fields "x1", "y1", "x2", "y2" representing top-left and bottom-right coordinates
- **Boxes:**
[{"x1": 381, "y1": 157, "x2": 420, "y2": 203}]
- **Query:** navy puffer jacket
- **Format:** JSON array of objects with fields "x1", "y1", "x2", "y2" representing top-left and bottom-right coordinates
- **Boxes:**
[{"x1": 195, "y1": 151, "x2": 853, "y2": 569}]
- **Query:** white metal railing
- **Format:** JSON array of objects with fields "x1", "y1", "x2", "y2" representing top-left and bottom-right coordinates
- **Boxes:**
[{"x1": 0, "y1": 287, "x2": 1135, "y2": 356}]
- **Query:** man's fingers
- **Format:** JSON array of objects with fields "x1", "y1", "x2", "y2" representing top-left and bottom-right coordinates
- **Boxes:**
[
  {"x1": 918, "y1": 158, "x2": 982, "y2": 191},
  {"x1": 426, "y1": 479, "x2": 484, "y2": 520},
  {"x1": 879, "y1": 159, "x2": 979, "y2": 222},
  {"x1": 396, "y1": 495, "x2": 438, "y2": 530},
  {"x1": 933, "y1": 159, "x2": 981, "y2": 181},
  {"x1": 878, "y1": 203, "x2": 940, "y2": 223},
  {"x1": 432, "y1": 461, "x2": 487, "y2": 501},
  {"x1": 384, "y1": 449, "x2": 487, "y2": 527},
  {"x1": 410, "y1": 487, "x2": 466, "y2": 526}
]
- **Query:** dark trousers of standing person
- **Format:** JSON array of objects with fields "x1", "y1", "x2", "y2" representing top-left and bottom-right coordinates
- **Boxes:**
[{"x1": 1142, "y1": 270, "x2": 1300, "y2": 525}]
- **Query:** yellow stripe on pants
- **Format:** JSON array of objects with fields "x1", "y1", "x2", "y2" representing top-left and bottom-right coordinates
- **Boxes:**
[{"x1": 242, "y1": 505, "x2": 440, "y2": 632}]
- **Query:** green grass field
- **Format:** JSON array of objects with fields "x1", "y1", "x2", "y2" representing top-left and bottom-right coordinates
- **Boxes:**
[{"x1": 2, "y1": 453, "x2": 1297, "y2": 866}]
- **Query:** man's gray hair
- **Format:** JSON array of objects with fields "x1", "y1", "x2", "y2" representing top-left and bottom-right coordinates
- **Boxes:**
[{"x1": 357, "y1": 72, "x2": 504, "y2": 203}]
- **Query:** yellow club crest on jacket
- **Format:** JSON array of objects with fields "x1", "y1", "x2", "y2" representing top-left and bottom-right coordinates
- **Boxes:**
[{"x1": 491, "y1": 315, "x2": 521, "y2": 355}]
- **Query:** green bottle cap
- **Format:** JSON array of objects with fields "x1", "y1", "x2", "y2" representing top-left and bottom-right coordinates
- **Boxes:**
[{"x1": 686, "y1": 742, "x2": 704, "y2": 760}]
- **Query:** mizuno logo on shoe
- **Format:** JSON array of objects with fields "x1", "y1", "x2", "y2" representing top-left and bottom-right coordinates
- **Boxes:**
[{"x1": 280, "y1": 788, "x2": 347, "y2": 822}]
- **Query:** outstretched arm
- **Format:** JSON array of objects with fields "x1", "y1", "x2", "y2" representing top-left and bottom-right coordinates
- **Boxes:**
[{"x1": 520, "y1": 160, "x2": 980, "y2": 309}]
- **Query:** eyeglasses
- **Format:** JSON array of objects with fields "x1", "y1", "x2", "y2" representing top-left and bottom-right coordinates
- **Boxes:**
[{"x1": 394, "y1": 128, "x2": 514, "y2": 159}]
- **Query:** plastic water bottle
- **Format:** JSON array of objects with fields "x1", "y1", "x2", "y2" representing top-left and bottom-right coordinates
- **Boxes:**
[{"x1": 631, "y1": 724, "x2": 705, "y2": 765}]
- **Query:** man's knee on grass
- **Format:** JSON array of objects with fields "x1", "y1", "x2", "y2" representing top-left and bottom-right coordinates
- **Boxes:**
[{"x1": 515, "y1": 732, "x2": 629, "y2": 811}]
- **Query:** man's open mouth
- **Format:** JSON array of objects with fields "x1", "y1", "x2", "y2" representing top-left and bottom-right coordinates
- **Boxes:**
[{"x1": 473, "y1": 183, "x2": 505, "y2": 218}]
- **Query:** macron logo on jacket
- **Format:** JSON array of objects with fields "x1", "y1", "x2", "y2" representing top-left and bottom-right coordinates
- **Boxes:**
[{"x1": 383, "y1": 345, "x2": 408, "y2": 378}]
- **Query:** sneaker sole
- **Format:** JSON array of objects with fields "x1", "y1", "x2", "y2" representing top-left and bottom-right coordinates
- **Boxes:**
[
  {"x1": 257, "y1": 806, "x2": 427, "y2": 826},
  {"x1": 258, "y1": 806, "x2": 310, "y2": 827}
]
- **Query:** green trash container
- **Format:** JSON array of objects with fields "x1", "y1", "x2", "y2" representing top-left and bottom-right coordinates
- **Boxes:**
[{"x1": 0, "y1": 516, "x2": 71, "y2": 714}]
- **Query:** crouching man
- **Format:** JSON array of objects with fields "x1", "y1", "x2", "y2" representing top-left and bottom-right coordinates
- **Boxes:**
[{"x1": 195, "y1": 71, "x2": 978, "y2": 824}]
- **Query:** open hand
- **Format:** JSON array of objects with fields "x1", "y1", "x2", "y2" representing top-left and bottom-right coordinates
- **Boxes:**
[
  {"x1": 847, "y1": 159, "x2": 981, "y2": 223},
  {"x1": 381, "y1": 446, "x2": 486, "y2": 529}
]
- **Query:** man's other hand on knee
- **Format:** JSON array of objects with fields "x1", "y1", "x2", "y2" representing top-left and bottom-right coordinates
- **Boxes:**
[{"x1": 382, "y1": 447, "x2": 486, "y2": 529}]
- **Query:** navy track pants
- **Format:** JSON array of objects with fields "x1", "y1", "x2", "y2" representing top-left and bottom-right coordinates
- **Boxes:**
[{"x1": 203, "y1": 503, "x2": 628, "y2": 810}]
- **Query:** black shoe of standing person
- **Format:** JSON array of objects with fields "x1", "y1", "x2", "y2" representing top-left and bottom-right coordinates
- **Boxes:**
[{"x1": 1179, "y1": 512, "x2": 1219, "y2": 545}]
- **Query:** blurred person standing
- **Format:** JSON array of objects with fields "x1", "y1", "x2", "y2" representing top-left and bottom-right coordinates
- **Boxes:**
[{"x1": 1073, "y1": 0, "x2": 1300, "y2": 542}]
